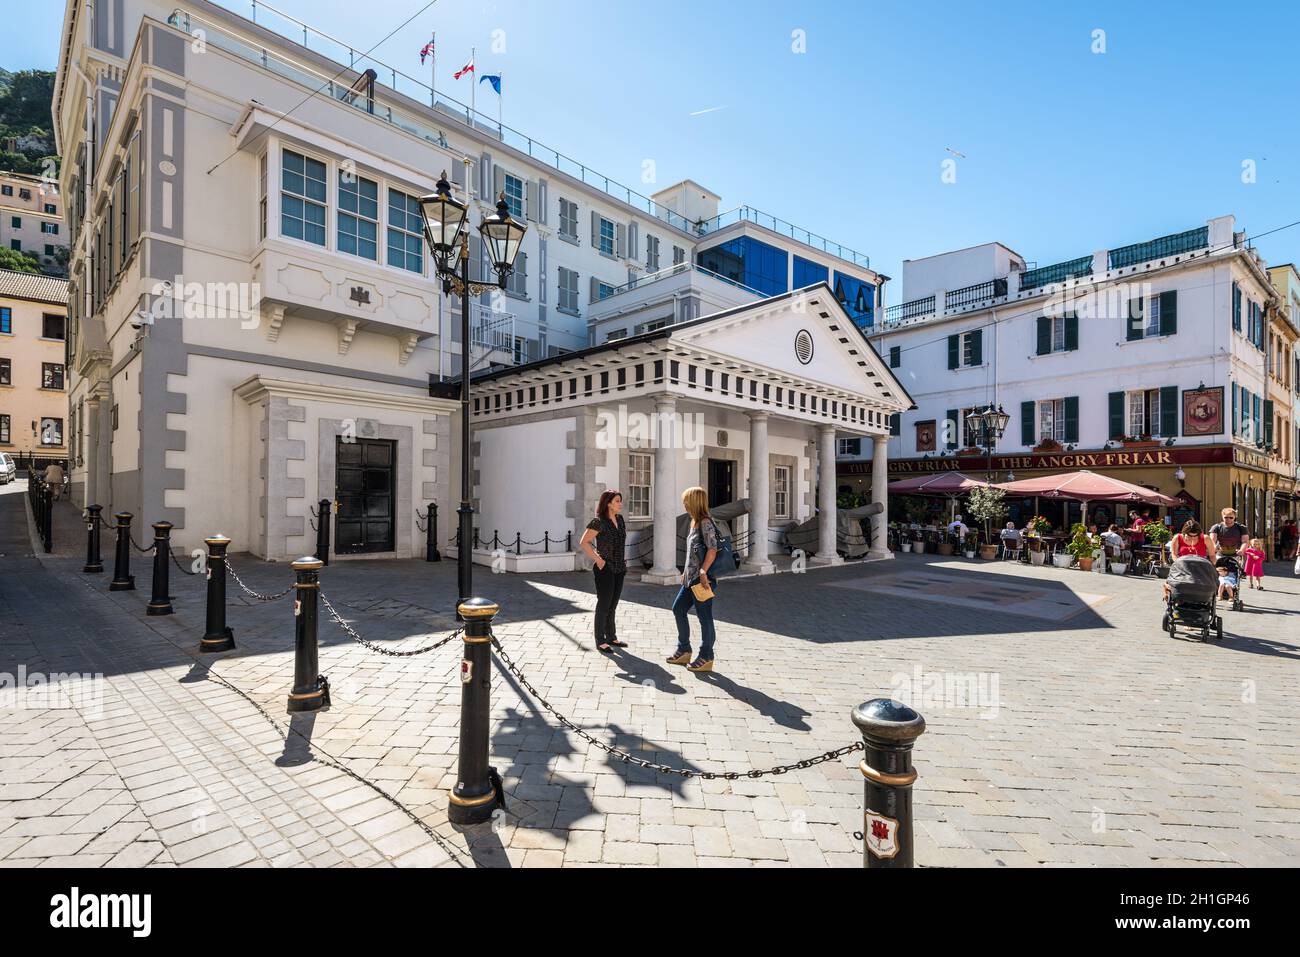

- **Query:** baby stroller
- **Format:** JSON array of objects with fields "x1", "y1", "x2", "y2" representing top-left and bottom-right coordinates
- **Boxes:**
[
  {"x1": 1162, "y1": 555, "x2": 1223, "y2": 641},
  {"x1": 1215, "y1": 554, "x2": 1245, "y2": 612}
]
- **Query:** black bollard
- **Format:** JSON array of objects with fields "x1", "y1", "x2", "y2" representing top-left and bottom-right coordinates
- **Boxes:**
[
  {"x1": 40, "y1": 482, "x2": 52, "y2": 553},
  {"x1": 315, "y1": 499, "x2": 332, "y2": 567},
  {"x1": 84, "y1": 505, "x2": 103, "y2": 573},
  {"x1": 426, "y1": 502, "x2": 440, "y2": 562},
  {"x1": 109, "y1": 512, "x2": 136, "y2": 591},
  {"x1": 287, "y1": 556, "x2": 330, "y2": 713},
  {"x1": 200, "y1": 534, "x2": 235, "y2": 652},
  {"x1": 449, "y1": 597, "x2": 502, "y2": 825},
  {"x1": 852, "y1": 698, "x2": 925, "y2": 868},
  {"x1": 147, "y1": 521, "x2": 175, "y2": 616}
]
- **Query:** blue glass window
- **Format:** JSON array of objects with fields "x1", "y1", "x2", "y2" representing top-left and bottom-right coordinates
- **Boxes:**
[
  {"x1": 338, "y1": 172, "x2": 379, "y2": 261},
  {"x1": 696, "y1": 237, "x2": 788, "y2": 297},
  {"x1": 598, "y1": 217, "x2": 615, "y2": 256},
  {"x1": 387, "y1": 188, "x2": 424, "y2": 274},
  {"x1": 834, "y1": 272, "x2": 874, "y2": 328},
  {"x1": 794, "y1": 256, "x2": 828, "y2": 289},
  {"x1": 0, "y1": 307, "x2": 10, "y2": 334},
  {"x1": 281, "y1": 150, "x2": 326, "y2": 246},
  {"x1": 503, "y1": 174, "x2": 525, "y2": 219}
]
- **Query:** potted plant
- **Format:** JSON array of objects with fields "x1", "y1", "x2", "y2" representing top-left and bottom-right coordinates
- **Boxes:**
[
  {"x1": 1025, "y1": 515, "x2": 1051, "y2": 565},
  {"x1": 937, "y1": 529, "x2": 955, "y2": 556},
  {"x1": 911, "y1": 529, "x2": 925, "y2": 554},
  {"x1": 1066, "y1": 522, "x2": 1100, "y2": 571},
  {"x1": 966, "y1": 485, "x2": 1007, "y2": 560},
  {"x1": 1143, "y1": 521, "x2": 1171, "y2": 576},
  {"x1": 963, "y1": 533, "x2": 978, "y2": 559}
]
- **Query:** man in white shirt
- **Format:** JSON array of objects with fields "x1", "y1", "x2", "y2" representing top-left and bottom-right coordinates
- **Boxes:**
[{"x1": 947, "y1": 515, "x2": 970, "y2": 541}]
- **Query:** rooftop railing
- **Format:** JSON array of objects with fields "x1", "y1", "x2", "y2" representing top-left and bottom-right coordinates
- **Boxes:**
[
  {"x1": 1018, "y1": 255, "x2": 1094, "y2": 290},
  {"x1": 945, "y1": 278, "x2": 1007, "y2": 311},
  {"x1": 694, "y1": 206, "x2": 871, "y2": 269},
  {"x1": 591, "y1": 261, "x2": 766, "y2": 311},
  {"x1": 883, "y1": 295, "x2": 936, "y2": 325},
  {"x1": 1107, "y1": 226, "x2": 1209, "y2": 270}
]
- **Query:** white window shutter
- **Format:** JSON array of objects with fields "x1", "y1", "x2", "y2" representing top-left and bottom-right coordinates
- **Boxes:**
[
  {"x1": 526, "y1": 180, "x2": 537, "y2": 221},
  {"x1": 591, "y1": 210, "x2": 599, "y2": 247},
  {"x1": 589, "y1": 275, "x2": 599, "y2": 303},
  {"x1": 616, "y1": 223, "x2": 626, "y2": 259},
  {"x1": 493, "y1": 166, "x2": 505, "y2": 201}
]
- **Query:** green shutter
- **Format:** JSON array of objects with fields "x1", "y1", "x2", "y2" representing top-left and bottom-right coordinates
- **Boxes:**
[
  {"x1": 1127, "y1": 294, "x2": 1143, "y2": 340},
  {"x1": 1063, "y1": 396, "x2": 1079, "y2": 443},
  {"x1": 969, "y1": 329, "x2": 982, "y2": 366},
  {"x1": 1160, "y1": 385, "x2": 1178, "y2": 437},
  {"x1": 1064, "y1": 313, "x2": 1078, "y2": 351},
  {"x1": 889, "y1": 413, "x2": 900, "y2": 437},
  {"x1": 1108, "y1": 391, "x2": 1125, "y2": 439},
  {"x1": 946, "y1": 409, "x2": 958, "y2": 448},
  {"x1": 1264, "y1": 399, "x2": 1275, "y2": 445},
  {"x1": 890, "y1": 345, "x2": 900, "y2": 368},
  {"x1": 1232, "y1": 283, "x2": 1241, "y2": 331},
  {"x1": 1231, "y1": 383, "x2": 1238, "y2": 435},
  {"x1": 1159, "y1": 290, "x2": 1177, "y2": 336},
  {"x1": 1021, "y1": 401, "x2": 1035, "y2": 446},
  {"x1": 947, "y1": 334, "x2": 959, "y2": 369},
  {"x1": 1036, "y1": 316, "x2": 1050, "y2": 355}
]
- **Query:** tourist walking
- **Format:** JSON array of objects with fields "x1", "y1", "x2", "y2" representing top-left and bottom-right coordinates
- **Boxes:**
[
  {"x1": 667, "y1": 486, "x2": 719, "y2": 673},
  {"x1": 1241, "y1": 538, "x2": 1266, "y2": 590},
  {"x1": 579, "y1": 490, "x2": 627, "y2": 653}
]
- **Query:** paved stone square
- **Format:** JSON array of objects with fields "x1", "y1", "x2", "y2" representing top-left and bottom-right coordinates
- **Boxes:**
[{"x1": 2, "y1": 481, "x2": 1299, "y2": 867}]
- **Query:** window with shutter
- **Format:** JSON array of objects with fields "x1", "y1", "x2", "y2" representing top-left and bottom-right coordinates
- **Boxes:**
[
  {"x1": 1159, "y1": 385, "x2": 1178, "y2": 437},
  {"x1": 1063, "y1": 396, "x2": 1079, "y2": 443},
  {"x1": 947, "y1": 334, "x2": 959, "y2": 370},
  {"x1": 1036, "y1": 316, "x2": 1051, "y2": 355},
  {"x1": 945, "y1": 408, "x2": 958, "y2": 449},
  {"x1": 1108, "y1": 392, "x2": 1125, "y2": 439},
  {"x1": 889, "y1": 345, "x2": 900, "y2": 368},
  {"x1": 1232, "y1": 282, "x2": 1241, "y2": 331},
  {"x1": 1158, "y1": 291, "x2": 1177, "y2": 336}
]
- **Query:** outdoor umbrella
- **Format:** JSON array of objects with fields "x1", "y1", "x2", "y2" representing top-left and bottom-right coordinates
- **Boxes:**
[
  {"x1": 888, "y1": 472, "x2": 991, "y2": 523},
  {"x1": 995, "y1": 470, "x2": 1180, "y2": 529}
]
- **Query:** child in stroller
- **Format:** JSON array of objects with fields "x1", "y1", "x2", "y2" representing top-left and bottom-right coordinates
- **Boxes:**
[
  {"x1": 1215, "y1": 554, "x2": 1244, "y2": 611},
  {"x1": 1162, "y1": 555, "x2": 1223, "y2": 640}
]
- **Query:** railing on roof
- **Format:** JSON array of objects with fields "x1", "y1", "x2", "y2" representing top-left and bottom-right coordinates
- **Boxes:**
[
  {"x1": 694, "y1": 206, "x2": 870, "y2": 269},
  {"x1": 174, "y1": 3, "x2": 696, "y2": 233},
  {"x1": 1018, "y1": 255, "x2": 1094, "y2": 290},
  {"x1": 1107, "y1": 226, "x2": 1209, "y2": 270},
  {"x1": 592, "y1": 261, "x2": 766, "y2": 309},
  {"x1": 883, "y1": 295, "x2": 936, "y2": 324},
  {"x1": 945, "y1": 278, "x2": 1007, "y2": 311}
]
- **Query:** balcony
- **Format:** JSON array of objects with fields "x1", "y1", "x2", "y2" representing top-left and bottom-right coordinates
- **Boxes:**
[
  {"x1": 945, "y1": 278, "x2": 1007, "y2": 311},
  {"x1": 1108, "y1": 226, "x2": 1209, "y2": 270},
  {"x1": 883, "y1": 295, "x2": 936, "y2": 326},
  {"x1": 587, "y1": 262, "x2": 764, "y2": 339},
  {"x1": 694, "y1": 206, "x2": 871, "y2": 269},
  {"x1": 1018, "y1": 255, "x2": 1094, "y2": 291}
]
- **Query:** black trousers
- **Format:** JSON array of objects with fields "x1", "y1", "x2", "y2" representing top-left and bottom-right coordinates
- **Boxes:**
[{"x1": 593, "y1": 565, "x2": 626, "y2": 643}]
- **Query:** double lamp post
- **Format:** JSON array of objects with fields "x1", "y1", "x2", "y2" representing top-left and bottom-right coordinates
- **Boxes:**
[{"x1": 416, "y1": 165, "x2": 526, "y2": 826}]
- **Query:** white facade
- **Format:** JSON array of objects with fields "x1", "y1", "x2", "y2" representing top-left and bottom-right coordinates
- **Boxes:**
[{"x1": 54, "y1": 0, "x2": 887, "y2": 561}]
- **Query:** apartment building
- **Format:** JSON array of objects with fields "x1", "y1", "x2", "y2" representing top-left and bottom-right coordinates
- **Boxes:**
[
  {"x1": 54, "y1": 0, "x2": 890, "y2": 562},
  {"x1": 839, "y1": 215, "x2": 1296, "y2": 553},
  {"x1": 0, "y1": 268, "x2": 70, "y2": 467},
  {"x1": 0, "y1": 170, "x2": 68, "y2": 277}
]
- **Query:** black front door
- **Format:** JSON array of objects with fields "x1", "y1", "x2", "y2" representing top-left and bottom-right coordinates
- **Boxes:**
[
  {"x1": 708, "y1": 459, "x2": 735, "y2": 508},
  {"x1": 336, "y1": 438, "x2": 395, "y2": 554}
]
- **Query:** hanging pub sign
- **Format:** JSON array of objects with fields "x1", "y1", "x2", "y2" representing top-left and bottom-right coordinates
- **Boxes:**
[{"x1": 1182, "y1": 386, "x2": 1224, "y2": 436}]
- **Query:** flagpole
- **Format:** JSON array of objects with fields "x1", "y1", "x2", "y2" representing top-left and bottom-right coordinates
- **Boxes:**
[
  {"x1": 470, "y1": 46, "x2": 476, "y2": 121},
  {"x1": 498, "y1": 70, "x2": 503, "y2": 132},
  {"x1": 430, "y1": 32, "x2": 436, "y2": 107}
]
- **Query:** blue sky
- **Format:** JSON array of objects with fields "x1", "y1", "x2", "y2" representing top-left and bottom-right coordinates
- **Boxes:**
[{"x1": 6, "y1": 0, "x2": 1299, "y2": 297}]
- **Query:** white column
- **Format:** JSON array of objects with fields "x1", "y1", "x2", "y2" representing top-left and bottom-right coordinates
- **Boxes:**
[
  {"x1": 743, "y1": 411, "x2": 774, "y2": 573},
  {"x1": 642, "y1": 395, "x2": 680, "y2": 585},
  {"x1": 812, "y1": 425, "x2": 842, "y2": 564},
  {"x1": 867, "y1": 434, "x2": 893, "y2": 561}
]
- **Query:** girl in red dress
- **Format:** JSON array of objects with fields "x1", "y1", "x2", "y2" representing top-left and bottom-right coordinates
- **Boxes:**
[{"x1": 1241, "y1": 537, "x2": 1266, "y2": 590}]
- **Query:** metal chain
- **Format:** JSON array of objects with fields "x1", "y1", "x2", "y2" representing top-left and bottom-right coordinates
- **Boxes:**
[
  {"x1": 224, "y1": 559, "x2": 295, "y2": 602},
  {"x1": 490, "y1": 635, "x2": 863, "y2": 779},
  {"x1": 129, "y1": 534, "x2": 156, "y2": 554},
  {"x1": 318, "y1": 591, "x2": 462, "y2": 657},
  {"x1": 200, "y1": 666, "x2": 467, "y2": 868},
  {"x1": 168, "y1": 548, "x2": 202, "y2": 576}
]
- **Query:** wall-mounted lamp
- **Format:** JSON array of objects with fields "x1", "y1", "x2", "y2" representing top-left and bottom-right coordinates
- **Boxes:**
[{"x1": 1174, "y1": 466, "x2": 1186, "y2": 488}]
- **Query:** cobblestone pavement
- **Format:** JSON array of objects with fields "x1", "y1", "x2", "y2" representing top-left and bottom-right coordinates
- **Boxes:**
[{"x1": 3, "y1": 480, "x2": 1299, "y2": 867}]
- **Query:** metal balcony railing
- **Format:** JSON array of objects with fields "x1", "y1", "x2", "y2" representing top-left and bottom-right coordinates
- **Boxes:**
[
  {"x1": 1018, "y1": 255, "x2": 1094, "y2": 290},
  {"x1": 694, "y1": 206, "x2": 871, "y2": 269},
  {"x1": 1107, "y1": 226, "x2": 1209, "y2": 270},
  {"x1": 945, "y1": 278, "x2": 1007, "y2": 311},
  {"x1": 592, "y1": 262, "x2": 766, "y2": 311},
  {"x1": 883, "y1": 295, "x2": 936, "y2": 325}
]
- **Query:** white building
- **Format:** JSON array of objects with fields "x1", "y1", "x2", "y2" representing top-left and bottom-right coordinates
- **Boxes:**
[
  {"x1": 54, "y1": 0, "x2": 894, "y2": 567},
  {"x1": 841, "y1": 215, "x2": 1296, "y2": 548},
  {"x1": 0, "y1": 170, "x2": 67, "y2": 277}
]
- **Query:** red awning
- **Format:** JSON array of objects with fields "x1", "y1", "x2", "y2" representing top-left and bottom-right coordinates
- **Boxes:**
[
  {"x1": 887, "y1": 472, "x2": 991, "y2": 496},
  {"x1": 995, "y1": 470, "x2": 1180, "y2": 506}
]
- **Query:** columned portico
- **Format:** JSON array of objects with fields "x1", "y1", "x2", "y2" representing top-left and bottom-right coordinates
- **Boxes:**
[
  {"x1": 867, "y1": 434, "x2": 893, "y2": 561},
  {"x1": 643, "y1": 395, "x2": 681, "y2": 585},
  {"x1": 811, "y1": 424, "x2": 842, "y2": 565},
  {"x1": 743, "y1": 411, "x2": 775, "y2": 574}
]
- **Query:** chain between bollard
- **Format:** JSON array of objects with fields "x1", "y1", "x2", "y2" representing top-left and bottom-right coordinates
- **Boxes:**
[
  {"x1": 225, "y1": 559, "x2": 295, "y2": 602},
  {"x1": 129, "y1": 533, "x2": 156, "y2": 554},
  {"x1": 168, "y1": 548, "x2": 202, "y2": 576},
  {"x1": 490, "y1": 635, "x2": 863, "y2": 779},
  {"x1": 318, "y1": 591, "x2": 462, "y2": 657}
]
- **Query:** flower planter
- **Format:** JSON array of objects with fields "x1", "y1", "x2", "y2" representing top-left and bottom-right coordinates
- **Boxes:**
[
  {"x1": 964, "y1": 550, "x2": 977, "y2": 559},
  {"x1": 1078, "y1": 557, "x2": 1095, "y2": 572},
  {"x1": 1110, "y1": 562, "x2": 1128, "y2": 575},
  {"x1": 900, "y1": 541, "x2": 912, "y2": 553},
  {"x1": 1121, "y1": 440, "x2": 1160, "y2": 450},
  {"x1": 937, "y1": 543, "x2": 954, "y2": 556},
  {"x1": 912, "y1": 540, "x2": 925, "y2": 554},
  {"x1": 1052, "y1": 554, "x2": 1073, "y2": 569},
  {"x1": 1029, "y1": 551, "x2": 1046, "y2": 566},
  {"x1": 979, "y1": 544, "x2": 999, "y2": 560}
]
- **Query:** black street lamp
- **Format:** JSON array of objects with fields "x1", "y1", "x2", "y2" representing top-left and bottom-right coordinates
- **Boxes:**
[
  {"x1": 419, "y1": 170, "x2": 527, "y2": 607},
  {"x1": 965, "y1": 403, "x2": 1011, "y2": 541}
]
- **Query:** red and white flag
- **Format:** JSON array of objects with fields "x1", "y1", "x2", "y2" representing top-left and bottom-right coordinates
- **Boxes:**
[{"x1": 453, "y1": 57, "x2": 474, "y2": 80}]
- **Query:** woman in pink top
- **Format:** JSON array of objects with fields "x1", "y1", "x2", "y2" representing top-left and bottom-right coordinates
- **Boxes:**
[{"x1": 1240, "y1": 537, "x2": 1266, "y2": 590}]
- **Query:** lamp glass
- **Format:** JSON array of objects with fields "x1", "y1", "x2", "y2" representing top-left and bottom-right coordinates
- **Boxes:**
[
  {"x1": 418, "y1": 183, "x2": 468, "y2": 273},
  {"x1": 479, "y1": 199, "x2": 527, "y2": 280}
]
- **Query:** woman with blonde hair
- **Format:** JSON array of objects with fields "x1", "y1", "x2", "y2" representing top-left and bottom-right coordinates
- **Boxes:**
[{"x1": 666, "y1": 485, "x2": 719, "y2": 672}]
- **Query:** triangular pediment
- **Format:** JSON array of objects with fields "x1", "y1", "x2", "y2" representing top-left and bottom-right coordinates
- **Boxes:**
[{"x1": 669, "y1": 283, "x2": 912, "y2": 411}]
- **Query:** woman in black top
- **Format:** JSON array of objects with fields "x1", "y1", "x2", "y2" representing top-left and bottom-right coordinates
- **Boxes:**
[{"x1": 580, "y1": 490, "x2": 628, "y2": 653}]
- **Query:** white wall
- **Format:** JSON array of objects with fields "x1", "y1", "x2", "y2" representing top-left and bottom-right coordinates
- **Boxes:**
[{"x1": 475, "y1": 416, "x2": 574, "y2": 545}]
